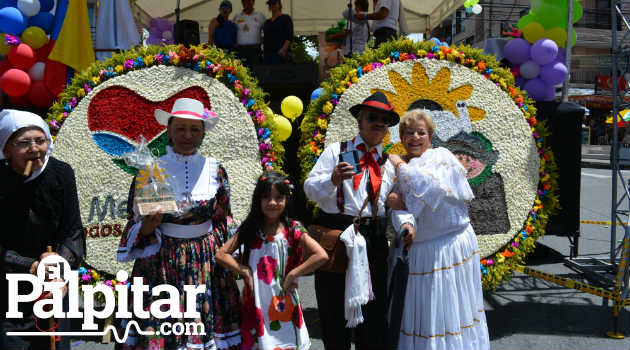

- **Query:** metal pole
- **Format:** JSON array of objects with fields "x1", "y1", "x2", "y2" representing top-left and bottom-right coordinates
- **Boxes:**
[
  {"x1": 611, "y1": 0, "x2": 619, "y2": 265},
  {"x1": 561, "y1": 0, "x2": 574, "y2": 102}
]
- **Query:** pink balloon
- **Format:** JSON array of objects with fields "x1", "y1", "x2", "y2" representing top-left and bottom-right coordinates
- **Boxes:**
[
  {"x1": 0, "y1": 68, "x2": 31, "y2": 96},
  {"x1": 8, "y1": 43, "x2": 36, "y2": 70}
]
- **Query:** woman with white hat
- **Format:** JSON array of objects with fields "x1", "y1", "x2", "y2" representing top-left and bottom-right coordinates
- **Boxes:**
[
  {"x1": 117, "y1": 98, "x2": 242, "y2": 350},
  {"x1": 0, "y1": 109, "x2": 85, "y2": 350}
]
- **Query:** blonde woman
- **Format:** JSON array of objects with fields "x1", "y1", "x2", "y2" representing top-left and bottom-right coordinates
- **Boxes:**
[{"x1": 387, "y1": 109, "x2": 490, "y2": 349}]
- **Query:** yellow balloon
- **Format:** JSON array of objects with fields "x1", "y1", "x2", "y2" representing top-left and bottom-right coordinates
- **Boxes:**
[
  {"x1": 544, "y1": 27, "x2": 567, "y2": 47},
  {"x1": 522, "y1": 22, "x2": 545, "y2": 44},
  {"x1": 21, "y1": 26, "x2": 48, "y2": 49},
  {"x1": 0, "y1": 33, "x2": 8, "y2": 55},
  {"x1": 263, "y1": 106, "x2": 273, "y2": 117},
  {"x1": 281, "y1": 95, "x2": 303, "y2": 121},
  {"x1": 274, "y1": 114, "x2": 292, "y2": 142}
]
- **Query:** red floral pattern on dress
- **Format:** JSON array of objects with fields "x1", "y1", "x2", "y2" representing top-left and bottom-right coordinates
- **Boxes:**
[
  {"x1": 292, "y1": 303, "x2": 303, "y2": 329},
  {"x1": 257, "y1": 255, "x2": 277, "y2": 285}
]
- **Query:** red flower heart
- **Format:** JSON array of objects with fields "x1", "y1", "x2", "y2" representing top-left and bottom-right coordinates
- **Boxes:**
[{"x1": 88, "y1": 86, "x2": 211, "y2": 143}]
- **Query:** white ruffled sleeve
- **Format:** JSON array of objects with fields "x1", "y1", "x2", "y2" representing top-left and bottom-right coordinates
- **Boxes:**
[
  {"x1": 117, "y1": 221, "x2": 162, "y2": 262},
  {"x1": 397, "y1": 148, "x2": 474, "y2": 217}
]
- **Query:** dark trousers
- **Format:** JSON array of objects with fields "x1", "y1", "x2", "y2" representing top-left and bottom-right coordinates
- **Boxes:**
[
  {"x1": 236, "y1": 45, "x2": 261, "y2": 66},
  {"x1": 374, "y1": 27, "x2": 398, "y2": 47},
  {"x1": 314, "y1": 212, "x2": 388, "y2": 350}
]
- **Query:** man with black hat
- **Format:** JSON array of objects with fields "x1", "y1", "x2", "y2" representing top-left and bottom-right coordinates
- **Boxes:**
[{"x1": 304, "y1": 92, "x2": 413, "y2": 349}]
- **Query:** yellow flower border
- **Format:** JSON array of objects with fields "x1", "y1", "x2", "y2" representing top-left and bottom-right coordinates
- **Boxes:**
[{"x1": 298, "y1": 38, "x2": 561, "y2": 290}]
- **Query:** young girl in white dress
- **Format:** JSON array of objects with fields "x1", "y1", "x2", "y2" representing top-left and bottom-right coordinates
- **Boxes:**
[
  {"x1": 387, "y1": 109, "x2": 490, "y2": 350},
  {"x1": 217, "y1": 172, "x2": 328, "y2": 349}
]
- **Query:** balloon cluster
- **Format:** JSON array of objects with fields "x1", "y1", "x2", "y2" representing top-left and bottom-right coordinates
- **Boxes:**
[
  {"x1": 504, "y1": 37, "x2": 568, "y2": 101},
  {"x1": 0, "y1": 0, "x2": 60, "y2": 108},
  {"x1": 464, "y1": 0, "x2": 483, "y2": 15},
  {"x1": 518, "y1": 0, "x2": 582, "y2": 47},
  {"x1": 269, "y1": 96, "x2": 303, "y2": 142}
]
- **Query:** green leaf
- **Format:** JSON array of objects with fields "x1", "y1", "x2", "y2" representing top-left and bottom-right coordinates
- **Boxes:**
[{"x1": 270, "y1": 320, "x2": 281, "y2": 331}]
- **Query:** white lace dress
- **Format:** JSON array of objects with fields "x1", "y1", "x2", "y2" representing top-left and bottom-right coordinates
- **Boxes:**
[{"x1": 393, "y1": 147, "x2": 490, "y2": 350}]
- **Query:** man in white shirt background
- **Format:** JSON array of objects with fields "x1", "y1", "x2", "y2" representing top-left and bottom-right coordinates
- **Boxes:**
[
  {"x1": 304, "y1": 92, "x2": 413, "y2": 349},
  {"x1": 356, "y1": 0, "x2": 400, "y2": 47},
  {"x1": 234, "y1": 0, "x2": 266, "y2": 66}
]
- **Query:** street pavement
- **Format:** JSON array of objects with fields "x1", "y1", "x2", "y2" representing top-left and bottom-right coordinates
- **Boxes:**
[{"x1": 69, "y1": 152, "x2": 630, "y2": 350}]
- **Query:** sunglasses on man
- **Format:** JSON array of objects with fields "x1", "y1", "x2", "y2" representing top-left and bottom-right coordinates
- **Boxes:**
[{"x1": 365, "y1": 112, "x2": 391, "y2": 125}]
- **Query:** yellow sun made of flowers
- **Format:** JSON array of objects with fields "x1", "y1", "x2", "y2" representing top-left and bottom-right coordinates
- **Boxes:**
[{"x1": 373, "y1": 62, "x2": 486, "y2": 155}]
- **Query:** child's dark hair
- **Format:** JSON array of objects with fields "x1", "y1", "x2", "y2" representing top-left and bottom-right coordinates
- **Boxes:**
[
  {"x1": 355, "y1": 0, "x2": 368, "y2": 11},
  {"x1": 237, "y1": 171, "x2": 294, "y2": 262}
]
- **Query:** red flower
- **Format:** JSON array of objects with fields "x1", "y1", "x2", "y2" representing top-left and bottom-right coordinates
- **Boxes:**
[
  {"x1": 292, "y1": 303, "x2": 303, "y2": 328},
  {"x1": 250, "y1": 236, "x2": 263, "y2": 250},
  {"x1": 241, "y1": 329, "x2": 255, "y2": 350},
  {"x1": 257, "y1": 256, "x2": 277, "y2": 285}
]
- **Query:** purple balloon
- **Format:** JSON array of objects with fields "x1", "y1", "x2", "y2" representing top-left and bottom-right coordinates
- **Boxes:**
[
  {"x1": 515, "y1": 76, "x2": 526, "y2": 87},
  {"x1": 524, "y1": 78, "x2": 554, "y2": 101},
  {"x1": 530, "y1": 38, "x2": 558, "y2": 66},
  {"x1": 520, "y1": 60, "x2": 540, "y2": 79},
  {"x1": 540, "y1": 60, "x2": 568, "y2": 85},
  {"x1": 503, "y1": 38, "x2": 531, "y2": 65}
]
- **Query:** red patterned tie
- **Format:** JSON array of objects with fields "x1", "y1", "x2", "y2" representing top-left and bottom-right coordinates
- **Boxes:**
[{"x1": 353, "y1": 143, "x2": 381, "y2": 199}]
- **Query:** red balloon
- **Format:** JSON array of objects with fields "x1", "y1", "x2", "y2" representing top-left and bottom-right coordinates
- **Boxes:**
[
  {"x1": 36, "y1": 39, "x2": 55, "y2": 61},
  {"x1": 0, "y1": 68, "x2": 31, "y2": 96},
  {"x1": 28, "y1": 80, "x2": 55, "y2": 108},
  {"x1": 44, "y1": 59, "x2": 67, "y2": 96},
  {"x1": 9, "y1": 94, "x2": 30, "y2": 108},
  {"x1": 8, "y1": 43, "x2": 36, "y2": 70},
  {"x1": 0, "y1": 59, "x2": 11, "y2": 77}
]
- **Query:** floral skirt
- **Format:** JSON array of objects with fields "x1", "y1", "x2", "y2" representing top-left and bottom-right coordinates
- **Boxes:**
[{"x1": 122, "y1": 233, "x2": 241, "y2": 350}]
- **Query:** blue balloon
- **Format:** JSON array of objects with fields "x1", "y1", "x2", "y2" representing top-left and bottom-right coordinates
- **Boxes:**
[
  {"x1": 0, "y1": 7, "x2": 26, "y2": 35},
  {"x1": 28, "y1": 12, "x2": 54, "y2": 33},
  {"x1": 431, "y1": 37, "x2": 441, "y2": 46},
  {"x1": 0, "y1": 0, "x2": 17, "y2": 9},
  {"x1": 310, "y1": 87, "x2": 324, "y2": 101},
  {"x1": 39, "y1": 0, "x2": 54, "y2": 12}
]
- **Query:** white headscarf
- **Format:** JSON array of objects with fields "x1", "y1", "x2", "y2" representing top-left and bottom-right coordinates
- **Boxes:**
[{"x1": 0, "y1": 109, "x2": 54, "y2": 182}]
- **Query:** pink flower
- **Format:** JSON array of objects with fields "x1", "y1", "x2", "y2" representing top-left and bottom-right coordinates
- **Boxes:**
[{"x1": 257, "y1": 256, "x2": 277, "y2": 285}]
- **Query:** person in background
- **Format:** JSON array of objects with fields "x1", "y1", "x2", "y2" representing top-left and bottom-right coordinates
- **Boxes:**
[
  {"x1": 0, "y1": 109, "x2": 85, "y2": 350},
  {"x1": 217, "y1": 172, "x2": 328, "y2": 350},
  {"x1": 356, "y1": 0, "x2": 400, "y2": 47},
  {"x1": 327, "y1": 0, "x2": 370, "y2": 57},
  {"x1": 209, "y1": 0, "x2": 238, "y2": 52},
  {"x1": 234, "y1": 0, "x2": 266, "y2": 66},
  {"x1": 263, "y1": 0, "x2": 293, "y2": 64}
]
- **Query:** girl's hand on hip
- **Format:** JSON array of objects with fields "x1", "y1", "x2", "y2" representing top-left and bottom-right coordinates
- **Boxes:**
[{"x1": 282, "y1": 271, "x2": 299, "y2": 293}]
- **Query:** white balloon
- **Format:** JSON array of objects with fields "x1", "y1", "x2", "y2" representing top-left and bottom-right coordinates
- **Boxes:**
[
  {"x1": 162, "y1": 30, "x2": 173, "y2": 41},
  {"x1": 520, "y1": 60, "x2": 540, "y2": 79},
  {"x1": 472, "y1": 4, "x2": 483, "y2": 14},
  {"x1": 28, "y1": 61, "x2": 45, "y2": 81},
  {"x1": 17, "y1": 0, "x2": 41, "y2": 17}
]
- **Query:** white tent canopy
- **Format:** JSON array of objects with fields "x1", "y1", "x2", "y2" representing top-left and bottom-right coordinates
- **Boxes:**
[{"x1": 131, "y1": 0, "x2": 465, "y2": 36}]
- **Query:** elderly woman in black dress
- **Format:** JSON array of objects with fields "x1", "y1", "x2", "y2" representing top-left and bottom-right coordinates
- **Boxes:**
[{"x1": 0, "y1": 109, "x2": 85, "y2": 350}]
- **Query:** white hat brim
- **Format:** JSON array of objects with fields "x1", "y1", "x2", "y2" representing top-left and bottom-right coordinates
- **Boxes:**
[{"x1": 154, "y1": 109, "x2": 218, "y2": 130}]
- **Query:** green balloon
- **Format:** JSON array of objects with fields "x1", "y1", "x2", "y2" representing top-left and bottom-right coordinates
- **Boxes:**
[
  {"x1": 537, "y1": 4, "x2": 565, "y2": 29},
  {"x1": 517, "y1": 13, "x2": 535, "y2": 29},
  {"x1": 573, "y1": 1, "x2": 583, "y2": 23}
]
